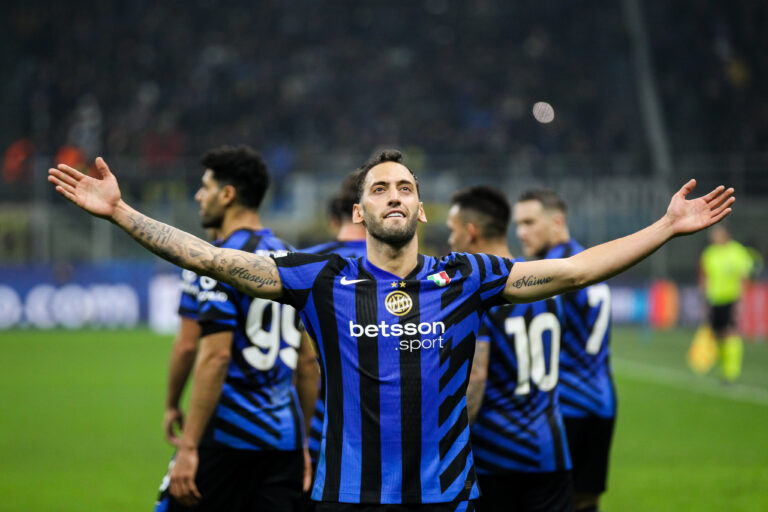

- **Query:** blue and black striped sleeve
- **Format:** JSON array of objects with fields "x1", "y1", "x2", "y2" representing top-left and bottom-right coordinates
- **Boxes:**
[
  {"x1": 177, "y1": 269, "x2": 200, "y2": 319},
  {"x1": 197, "y1": 276, "x2": 238, "y2": 337},
  {"x1": 272, "y1": 252, "x2": 333, "y2": 310},
  {"x1": 473, "y1": 253, "x2": 515, "y2": 310}
]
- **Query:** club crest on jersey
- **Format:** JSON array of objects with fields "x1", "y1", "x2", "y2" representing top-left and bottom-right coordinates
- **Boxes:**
[
  {"x1": 385, "y1": 290, "x2": 413, "y2": 316},
  {"x1": 427, "y1": 271, "x2": 451, "y2": 287}
]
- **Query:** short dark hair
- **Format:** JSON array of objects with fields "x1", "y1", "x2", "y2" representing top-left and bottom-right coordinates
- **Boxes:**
[
  {"x1": 355, "y1": 149, "x2": 420, "y2": 202},
  {"x1": 200, "y1": 145, "x2": 270, "y2": 210},
  {"x1": 516, "y1": 188, "x2": 567, "y2": 215},
  {"x1": 451, "y1": 185, "x2": 511, "y2": 240},
  {"x1": 329, "y1": 170, "x2": 362, "y2": 222}
]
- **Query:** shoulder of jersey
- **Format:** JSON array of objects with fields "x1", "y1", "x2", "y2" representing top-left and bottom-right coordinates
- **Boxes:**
[{"x1": 302, "y1": 240, "x2": 366, "y2": 258}]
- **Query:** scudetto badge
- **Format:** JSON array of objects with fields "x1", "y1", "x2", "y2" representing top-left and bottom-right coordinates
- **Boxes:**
[{"x1": 385, "y1": 290, "x2": 413, "y2": 316}]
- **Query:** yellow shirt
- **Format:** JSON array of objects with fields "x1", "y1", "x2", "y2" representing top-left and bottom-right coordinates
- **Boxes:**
[{"x1": 700, "y1": 241, "x2": 754, "y2": 305}]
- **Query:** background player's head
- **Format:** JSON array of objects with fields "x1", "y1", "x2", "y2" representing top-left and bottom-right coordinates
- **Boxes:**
[
  {"x1": 708, "y1": 223, "x2": 731, "y2": 245},
  {"x1": 195, "y1": 145, "x2": 270, "y2": 229},
  {"x1": 514, "y1": 188, "x2": 569, "y2": 259},
  {"x1": 447, "y1": 185, "x2": 511, "y2": 253},
  {"x1": 353, "y1": 149, "x2": 426, "y2": 248},
  {"x1": 329, "y1": 169, "x2": 363, "y2": 233}
]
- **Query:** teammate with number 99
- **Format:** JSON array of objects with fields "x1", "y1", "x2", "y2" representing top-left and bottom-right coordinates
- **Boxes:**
[
  {"x1": 154, "y1": 146, "x2": 313, "y2": 512},
  {"x1": 514, "y1": 190, "x2": 615, "y2": 512},
  {"x1": 448, "y1": 186, "x2": 573, "y2": 512}
]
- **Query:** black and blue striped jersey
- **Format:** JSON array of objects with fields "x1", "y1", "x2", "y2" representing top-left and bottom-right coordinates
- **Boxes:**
[
  {"x1": 196, "y1": 228, "x2": 304, "y2": 451},
  {"x1": 545, "y1": 240, "x2": 616, "y2": 419},
  {"x1": 300, "y1": 240, "x2": 368, "y2": 468},
  {"x1": 178, "y1": 269, "x2": 201, "y2": 319},
  {"x1": 272, "y1": 251, "x2": 515, "y2": 504},
  {"x1": 471, "y1": 295, "x2": 572, "y2": 474}
]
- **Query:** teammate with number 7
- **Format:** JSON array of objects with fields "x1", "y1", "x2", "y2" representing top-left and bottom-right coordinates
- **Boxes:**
[
  {"x1": 514, "y1": 189, "x2": 616, "y2": 512},
  {"x1": 49, "y1": 149, "x2": 732, "y2": 511}
]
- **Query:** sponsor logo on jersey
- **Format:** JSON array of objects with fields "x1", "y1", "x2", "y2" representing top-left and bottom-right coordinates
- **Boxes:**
[
  {"x1": 254, "y1": 249, "x2": 290, "y2": 258},
  {"x1": 385, "y1": 290, "x2": 412, "y2": 316},
  {"x1": 196, "y1": 276, "x2": 228, "y2": 302},
  {"x1": 348, "y1": 319, "x2": 446, "y2": 352}
]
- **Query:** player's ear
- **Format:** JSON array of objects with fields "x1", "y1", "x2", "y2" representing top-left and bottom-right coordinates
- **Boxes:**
[
  {"x1": 466, "y1": 222, "x2": 479, "y2": 242},
  {"x1": 220, "y1": 184, "x2": 237, "y2": 206},
  {"x1": 352, "y1": 203, "x2": 365, "y2": 225},
  {"x1": 553, "y1": 211, "x2": 567, "y2": 231},
  {"x1": 418, "y1": 202, "x2": 427, "y2": 223}
]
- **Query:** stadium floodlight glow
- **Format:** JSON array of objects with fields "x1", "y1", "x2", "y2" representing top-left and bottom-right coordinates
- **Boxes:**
[{"x1": 532, "y1": 101, "x2": 555, "y2": 123}]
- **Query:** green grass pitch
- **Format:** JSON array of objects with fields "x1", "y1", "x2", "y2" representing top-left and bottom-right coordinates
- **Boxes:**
[{"x1": 1, "y1": 327, "x2": 767, "y2": 511}]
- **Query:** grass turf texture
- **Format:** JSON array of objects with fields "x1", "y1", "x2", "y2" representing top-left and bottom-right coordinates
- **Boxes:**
[{"x1": 1, "y1": 327, "x2": 767, "y2": 511}]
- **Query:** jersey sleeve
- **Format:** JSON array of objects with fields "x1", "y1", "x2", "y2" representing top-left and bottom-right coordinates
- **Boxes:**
[
  {"x1": 477, "y1": 314, "x2": 492, "y2": 344},
  {"x1": 272, "y1": 252, "x2": 333, "y2": 311},
  {"x1": 474, "y1": 253, "x2": 516, "y2": 310},
  {"x1": 177, "y1": 269, "x2": 200, "y2": 319},
  {"x1": 196, "y1": 275, "x2": 238, "y2": 336}
]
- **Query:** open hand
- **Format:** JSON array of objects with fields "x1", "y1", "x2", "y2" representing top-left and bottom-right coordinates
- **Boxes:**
[
  {"x1": 665, "y1": 179, "x2": 734, "y2": 237},
  {"x1": 48, "y1": 157, "x2": 121, "y2": 219}
]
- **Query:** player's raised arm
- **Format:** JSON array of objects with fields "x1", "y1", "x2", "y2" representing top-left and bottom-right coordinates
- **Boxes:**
[
  {"x1": 48, "y1": 157, "x2": 283, "y2": 299},
  {"x1": 503, "y1": 179, "x2": 734, "y2": 302}
]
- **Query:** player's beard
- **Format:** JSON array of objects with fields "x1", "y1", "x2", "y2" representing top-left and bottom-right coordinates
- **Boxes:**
[
  {"x1": 200, "y1": 209, "x2": 224, "y2": 229},
  {"x1": 363, "y1": 208, "x2": 419, "y2": 249}
]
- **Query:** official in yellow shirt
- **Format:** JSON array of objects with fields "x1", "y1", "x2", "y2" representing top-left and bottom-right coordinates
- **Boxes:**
[{"x1": 699, "y1": 225, "x2": 755, "y2": 381}]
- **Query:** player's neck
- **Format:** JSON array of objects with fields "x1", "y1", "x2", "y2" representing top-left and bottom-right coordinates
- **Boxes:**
[
  {"x1": 550, "y1": 229, "x2": 570, "y2": 248},
  {"x1": 365, "y1": 234, "x2": 420, "y2": 278},
  {"x1": 220, "y1": 208, "x2": 263, "y2": 238},
  {"x1": 336, "y1": 222, "x2": 366, "y2": 242},
  {"x1": 473, "y1": 239, "x2": 513, "y2": 259}
]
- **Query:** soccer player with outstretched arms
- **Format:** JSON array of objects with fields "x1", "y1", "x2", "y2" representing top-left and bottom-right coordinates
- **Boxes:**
[{"x1": 49, "y1": 150, "x2": 732, "y2": 511}]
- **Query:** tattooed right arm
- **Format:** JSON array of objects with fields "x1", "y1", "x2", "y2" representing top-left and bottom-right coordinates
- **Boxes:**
[
  {"x1": 47, "y1": 157, "x2": 282, "y2": 298},
  {"x1": 115, "y1": 202, "x2": 283, "y2": 299}
]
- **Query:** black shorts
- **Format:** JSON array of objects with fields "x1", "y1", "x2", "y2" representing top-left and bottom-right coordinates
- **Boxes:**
[
  {"x1": 710, "y1": 302, "x2": 736, "y2": 334},
  {"x1": 154, "y1": 447, "x2": 304, "y2": 512},
  {"x1": 563, "y1": 416, "x2": 615, "y2": 495},
  {"x1": 476, "y1": 471, "x2": 573, "y2": 512},
  {"x1": 314, "y1": 501, "x2": 474, "y2": 512}
]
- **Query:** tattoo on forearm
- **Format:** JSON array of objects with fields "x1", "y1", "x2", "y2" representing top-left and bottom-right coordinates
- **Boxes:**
[
  {"x1": 511, "y1": 275, "x2": 553, "y2": 289},
  {"x1": 229, "y1": 267, "x2": 278, "y2": 288},
  {"x1": 123, "y1": 211, "x2": 280, "y2": 294},
  {"x1": 125, "y1": 212, "x2": 196, "y2": 266}
]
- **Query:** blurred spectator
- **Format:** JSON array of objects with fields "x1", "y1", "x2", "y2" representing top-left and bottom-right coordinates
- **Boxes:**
[{"x1": 3, "y1": 139, "x2": 33, "y2": 184}]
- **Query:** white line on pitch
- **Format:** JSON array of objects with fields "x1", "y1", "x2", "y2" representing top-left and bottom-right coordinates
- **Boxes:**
[{"x1": 612, "y1": 358, "x2": 768, "y2": 407}]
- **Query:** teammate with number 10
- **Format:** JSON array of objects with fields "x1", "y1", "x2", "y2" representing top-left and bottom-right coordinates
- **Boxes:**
[
  {"x1": 49, "y1": 148, "x2": 733, "y2": 511},
  {"x1": 514, "y1": 190, "x2": 615, "y2": 512},
  {"x1": 448, "y1": 186, "x2": 573, "y2": 512},
  {"x1": 154, "y1": 145, "x2": 312, "y2": 511}
]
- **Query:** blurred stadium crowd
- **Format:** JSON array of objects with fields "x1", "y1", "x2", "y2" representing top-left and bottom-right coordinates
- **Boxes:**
[{"x1": 2, "y1": 0, "x2": 766, "y2": 175}]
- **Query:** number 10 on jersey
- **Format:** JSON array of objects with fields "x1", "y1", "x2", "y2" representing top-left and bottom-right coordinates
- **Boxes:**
[{"x1": 505, "y1": 312, "x2": 561, "y2": 395}]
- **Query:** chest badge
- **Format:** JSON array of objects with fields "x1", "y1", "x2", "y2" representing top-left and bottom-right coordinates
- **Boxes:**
[
  {"x1": 385, "y1": 290, "x2": 413, "y2": 316},
  {"x1": 427, "y1": 271, "x2": 451, "y2": 287}
]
